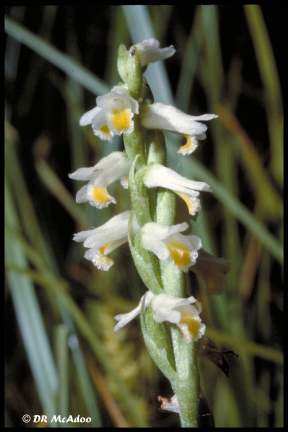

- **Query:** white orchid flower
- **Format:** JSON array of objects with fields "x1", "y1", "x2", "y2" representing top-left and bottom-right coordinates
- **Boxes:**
[
  {"x1": 140, "y1": 103, "x2": 217, "y2": 155},
  {"x1": 69, "y1": 152, "x2": 130, "y2": 209},
  {"x1": 73, "y1": 211, "x2": 136, "y2": 271},
  {"x1": 151, "y1": 293, "x2": 205, "y2": 342},
  {"x1": 114, "y1": 291, "x2": 205, "y2": 342},
  {"x1": 141, "y1": 222, "x2": 202, "y2": 273},
  {"x1": 143, "y1": 164, "x2": 212, "y2": 216},
  {"x1": 80, "y1": 85, "x2": 139, "y2": 142}
]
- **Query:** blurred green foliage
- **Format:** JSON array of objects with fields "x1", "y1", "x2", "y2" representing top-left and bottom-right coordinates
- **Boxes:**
[{"x1": 5, "y1": 5, "x2": 283, "y2": 427}]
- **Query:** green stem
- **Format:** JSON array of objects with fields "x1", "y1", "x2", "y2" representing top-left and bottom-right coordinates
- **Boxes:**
[
  {"x1": 161, "y1": 261, "x2": 200, "y2": 426},
  {"x1": 123, "y1": 118, "x2": 146, "y2": 168},
  {"x1": 171, "y1": 332, "x2": 200, "y2": 427}
]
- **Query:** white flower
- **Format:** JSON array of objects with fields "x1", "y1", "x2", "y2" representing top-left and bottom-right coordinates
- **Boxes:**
[
  {"x1": 133, "y1": 38, "x2": 175, "y2": 67},
  {"x1": 69, "y1": 152, "x2": 130, "y2": 209},
  {"x1": 73, "y1": 211, "x2": 136, "y2": 271},
  {"x1": 140, "y1": 103, "x2": 217, "y2": 155},
  {"x1": 141, "y1": 222, "x2": 202, "y2": 273},
  {"x1": 152, "y1": 293, "x2": 205, "y2": 342},
  {"x1": 114, "y1": 291, "x2": 205, "y2": 342},
  {"x1": 143, "y1": 164, "x2": 212, "y2": 216},
  {"x1": 80, "y1": 85, "x2": 139, "y2": 142}
]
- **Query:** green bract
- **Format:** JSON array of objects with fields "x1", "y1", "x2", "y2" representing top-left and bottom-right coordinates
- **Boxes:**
[{"x1": 140, "y1": 303, "x2": 177, "y2": 382}]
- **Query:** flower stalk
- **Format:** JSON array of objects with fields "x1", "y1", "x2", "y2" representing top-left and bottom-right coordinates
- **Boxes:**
[{"x1": 70, "y1": 38, "x2": 226, "y2": 427}]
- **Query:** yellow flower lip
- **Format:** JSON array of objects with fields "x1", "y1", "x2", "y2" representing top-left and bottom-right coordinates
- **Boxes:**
[
  {"x1": 178, "y1": 134, "x2": 199, "y2": 156},
  {"x1": 175, "y1": 192, "x2": 201, "y2": 216},
  {"x1": 166, "y1": 239, "x2": 191, "y2": 268},
  {"x1": 99, "y1": 124, "x2": 112, "y2": 139},
  {"x1": 92, "y1": 186, "x2": 113, "y2": 207},
  {"x1": 95, "y1": 243, "x2": 114, "y2": 270},
  {"x1": 111, "y1": 107, "x2": 133, "y2": 132},
  {"x1": 179, "y1": 309, "x2": 201, "y2": 340}
]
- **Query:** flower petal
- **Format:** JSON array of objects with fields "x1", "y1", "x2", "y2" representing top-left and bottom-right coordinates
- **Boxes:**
[
  {"x1": 69, "y1": 166, "x2": 99, "y2": 181},
  {"x1": 144, "y1": 164, "x2": 212, "y2": 194},
  {"x1": 175, "y1": 192, "x2": 201, "y2": 216},
  {"x1": 75, "y1": 184, "x2": 89, "y2": 203},
  {"x1": 178, "y1": 135, "x2": 199, "y2": 156},
  {"x1": 91, "y1": 109, "x2": 114, "y2": 141},
  {"x1": 83, "y1": 211, "x2": 131, "y2": 249},
  {"x1": 141, "y1": 222, "x2": 189, "y2": 260},
  {"x1": 114, "y1": 291, "x2": 155, "y2": 331},
  {"x1": 86, "y1": 185, "x2": 116, "y2": 208},
  {"x1": 97, "y1": 85, "x2": 139, "y2": 115},
  {"x1": 69, "y1": 152, "x2": 130, "y2": 183},
  {"x1": 84, "y1": 246, "x2": 114, "y2": 271},
  {"x1": 143, "y1": 164, "x2": 211, "y2": 216},
  {"x1": 134, "y1": 38, "x2": 176, "y2": 67},
  {"x1": 141, "y1": 103, "x2": 217, "y2": 136},
  {"x1": 79, "y1": 106, "x2": 102, "y2": 126}
]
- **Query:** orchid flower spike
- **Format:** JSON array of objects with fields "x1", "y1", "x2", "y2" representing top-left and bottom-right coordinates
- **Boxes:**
[
  {"x1": 141, "y1": 222, "x2": 202, "y2": 273},
  {"x1": 140, "y1": 103, "x2": 217, "y2": 155},
  {"x1": 73, "y1": 211, "x2": 138, "y2": 271},
  {"x1": 80, "y1": 85, "x2": 139, "y2": 142},
  {"x1": 143, "y1": 164, "x2": 212, "y2": 216},
  {"x1": 69, "y1": 152, "x2": 130, "y2": 209},
  {"x1": 114, "y1": 292, "x2": 205, "y2": 342}
]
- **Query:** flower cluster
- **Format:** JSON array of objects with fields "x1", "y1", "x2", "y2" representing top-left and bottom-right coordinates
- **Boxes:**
[
  {"x1": 70, "y1": 38, "x2": 228, "y2": 424},
  {"x1": 70, "y1": 38, "x2": 223, "y2": 333}
]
